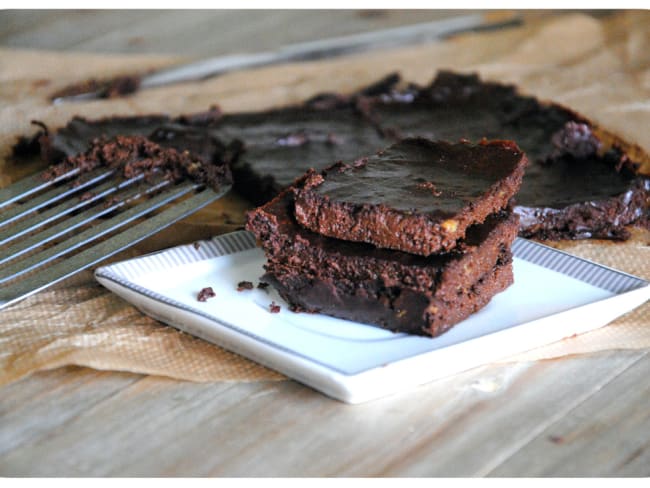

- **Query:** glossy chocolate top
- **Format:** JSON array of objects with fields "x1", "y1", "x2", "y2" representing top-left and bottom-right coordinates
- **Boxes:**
[
  {"x1": 372, "y1": 73, "x2": 638, "y2": 209},
  {"x1": 306, "y1": 138, "x2": 524, "y2": 219},
  {"x1": 228, "y1": 107, "x2": 386, "y2": 190}
]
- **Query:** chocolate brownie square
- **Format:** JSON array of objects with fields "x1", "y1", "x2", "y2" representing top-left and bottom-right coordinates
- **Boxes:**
[
  {"x1": 246, "y1": 187, "x2": 518, "y2": 301},
  {"x1": 292, "y1": 138, "x2": 526, "y2": 256}
]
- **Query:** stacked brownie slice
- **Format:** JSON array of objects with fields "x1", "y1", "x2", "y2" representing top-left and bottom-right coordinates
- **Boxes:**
[{"x1": 247, "y1": 137, "x2": 528, "y2": 337}]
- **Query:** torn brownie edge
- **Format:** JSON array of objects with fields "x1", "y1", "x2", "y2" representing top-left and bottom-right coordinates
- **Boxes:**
[{"x1": 43, "y1": 135, "x2": 233, "y2": 190}]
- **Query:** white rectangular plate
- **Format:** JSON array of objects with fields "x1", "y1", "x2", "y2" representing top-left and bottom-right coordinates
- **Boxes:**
[{"x1": 95, "y1": 231, "x2": 650, "y2": 404}]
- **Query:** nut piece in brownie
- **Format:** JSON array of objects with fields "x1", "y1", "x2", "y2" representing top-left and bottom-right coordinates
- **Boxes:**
[
  {"x1": 263, "y1": 252, "x2": 513, "y2": 337},
  {"x1": 293, "y1": 138, "x2": 527, "y2": 256},
  {"x1": 246, "y1": 187, "x2": 519, "y2": 301}
]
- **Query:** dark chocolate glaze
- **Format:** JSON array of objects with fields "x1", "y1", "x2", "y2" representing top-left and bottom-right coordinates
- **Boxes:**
[
  {"x1": 225, "y1": 107, "x2": 386, "y2": 204},
  {"x1": 300, "y1": 138, "x2": 524, "y2": 217},
  {"x1": 373, "y1": 73, "x2": 640, "y2": 212}
]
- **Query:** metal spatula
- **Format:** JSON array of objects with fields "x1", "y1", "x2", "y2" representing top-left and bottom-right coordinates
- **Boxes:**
[
  {"x1": 0, "y1": 165, "x2": 230, "y2": 310},
  {"x1": 51, "y1": 13, "x2": 521, "y2": 103}
]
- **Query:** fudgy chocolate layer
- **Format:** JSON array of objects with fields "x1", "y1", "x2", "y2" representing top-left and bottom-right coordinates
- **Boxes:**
[
  {"x1": 263, "y1": 252, "x2": 514, "y2": 338},
  {"x1": 247, "y1": 186, "x2": 519, "y2": 300},
  {"x1": 292, "y1": 138, "x2": 526, "y2": 255}
]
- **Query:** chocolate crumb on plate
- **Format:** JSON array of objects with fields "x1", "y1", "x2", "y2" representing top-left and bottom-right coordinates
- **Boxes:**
[
  {"x1": 197, "y1": 287, "x2": 216, "y2": 302},
  {"x1": 102, "y1": 195, "x2": 122, "y2": 209},
  {"x1": 237, "y1": 281, "x2": 254, "y2": 291},
  {"x1": 269, "y1": 301, "x2": 281, "y2": 313}
]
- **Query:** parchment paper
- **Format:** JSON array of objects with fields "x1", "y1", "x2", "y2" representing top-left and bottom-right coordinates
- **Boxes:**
[{"x1": 1, "y1": 12, "x2": 649, "y2": 386}]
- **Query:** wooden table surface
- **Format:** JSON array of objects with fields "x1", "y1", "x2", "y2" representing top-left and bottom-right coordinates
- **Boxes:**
[{"x1": 1, "y1": 10, "x2": 649, "y2": 477}]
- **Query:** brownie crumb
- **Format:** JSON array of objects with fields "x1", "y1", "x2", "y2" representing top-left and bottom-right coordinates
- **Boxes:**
[
  {"x1": 193, "y1": 241, "x2": 201, "y2": 250},
  {"x1": 415, "y1": 181, "x2": 442, "y2": 196},
  {"x1": 269, "y1": 301, "x2": 281, "y2": 313},
  {"x1": 237, "y1": 280, "x2": 254, "y2": 291},
  {"x1": 12, "y1": 134, "x2": 43, "y2": 159},
  {"x1": 197, "y1": 287, "x2": 216, "y2": 302},
  {"x1": 79, "y1": 191, "x2": 95, "y2": 201},
  {"x1": 12, "y1": 121, "x2": 49, "y2": 160},
  {"x1": 257, "y1": 281, "x2": 270, "y2": 290}
]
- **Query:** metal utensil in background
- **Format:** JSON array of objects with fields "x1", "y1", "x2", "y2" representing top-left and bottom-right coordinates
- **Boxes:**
[
  {"x1": 52, "y1": 12, "x2": 522, "y2": 104},
  {"x1": 0, "y1": 168, "x2": 230, "y2": 311}
]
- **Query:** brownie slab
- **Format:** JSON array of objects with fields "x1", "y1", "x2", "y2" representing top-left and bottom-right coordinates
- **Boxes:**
[
  {"x1": 246, "y1": 187, "x2": 518, "y2": 301},
  {"x1": 16, "y1": 71, "x2": 650, "y2": 241},
  {"x1": 292, "y1": 138, "x2": 526, "y2": 256},
  {"x1": 263, "y1": 253, "x2": 513, "y2": 338}
]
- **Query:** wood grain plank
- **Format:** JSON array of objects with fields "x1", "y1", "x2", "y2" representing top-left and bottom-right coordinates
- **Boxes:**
[
  {"x1": 488, "y1": 350, "x2": 650, "y2": 477},
  {"x1": 0, "y1": 373, "x2": 260, "y2": 476},
  {"x1": 0, "y1": 367, "x2": 142, "y2": 457},
  {"x1": 0, "y1": 10, "x2": 71, "y2": 39},
  {"x1": 0, "y1": 350, "x2": 645, "y2": 476},
  {"x1": 0, "y1": 10, "x2": 471, "y2": 56},
  {"x1": 318, "y1": 351, "x2": 646, "y2": 477},
  {"x1": 0, "y1": 10, "x2": 158, "y2": 51}
]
